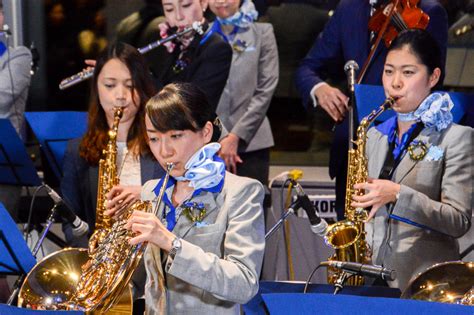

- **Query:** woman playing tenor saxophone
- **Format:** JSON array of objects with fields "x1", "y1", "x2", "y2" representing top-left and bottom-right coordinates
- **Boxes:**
[
  {"x1": 352, "y1": 29, "x2": 473, "y2": 292},
  {"x1": 105, "y1": 82, "x2": 265, "y2": 314}
]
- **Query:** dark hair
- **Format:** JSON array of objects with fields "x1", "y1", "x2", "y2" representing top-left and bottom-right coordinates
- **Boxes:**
[
  {"x1": 388, "y1": 29, "x2": 443, "y2": 89},
  {"x1": 79, "y1": 41, "x2": 156, "y2": 164},
  {"x1": 146, "y1": 83, "x2": 221, "y2": 142}
]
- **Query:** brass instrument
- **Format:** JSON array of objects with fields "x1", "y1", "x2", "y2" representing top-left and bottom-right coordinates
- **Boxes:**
[
  {"x1": 59, "y1": 21, "x2": 205, "y2": 90},
  {"x1": 18, "y1": 106, "x2": 174, "y2": 313},
  {"x1": 324, "y1": 97, "x2": 395, "y2": 285},
  {"x1": 401, "y1": 261, "x2": 474, "y2": 305}
]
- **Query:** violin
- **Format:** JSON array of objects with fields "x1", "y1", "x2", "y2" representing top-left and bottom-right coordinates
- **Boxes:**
[
  {"x1": 368, "y1": 0, "x2": 430, "y2": 47},
  {"x1": 357, "y1": 0, "x2": 430, "y2": 83}
]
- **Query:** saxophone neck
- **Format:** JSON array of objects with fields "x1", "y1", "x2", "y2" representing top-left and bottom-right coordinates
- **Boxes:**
[
  {"x1": 96, "y1": 107, "x2": 124, "y2": 230},
  {"x1": 364, "y1": 97, "x2": 394, "y2": 125}
]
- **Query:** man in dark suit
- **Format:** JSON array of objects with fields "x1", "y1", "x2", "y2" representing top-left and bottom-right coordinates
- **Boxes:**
[{"x1": 294, "y1": 0, "x2": 448, "y2": 220}]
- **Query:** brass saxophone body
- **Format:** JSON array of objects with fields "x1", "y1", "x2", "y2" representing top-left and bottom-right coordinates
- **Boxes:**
[
  {"x1": 18, "y1": 107, "x2": 174, "y2": 313},
  {"x1": 88, "y1": 107, "x2": 122, "y2": 253},
  {"x1": 324, "y1": 97, "x2": 394, "y2": 285},
  {"x1": 70, "y1": 106, "x2": 141, "y2": 312}
]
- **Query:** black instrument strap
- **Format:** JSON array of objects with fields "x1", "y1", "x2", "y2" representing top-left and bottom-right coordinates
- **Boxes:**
[{"x1": 379, "y1": 122, "x2": 424, "y2": 180}]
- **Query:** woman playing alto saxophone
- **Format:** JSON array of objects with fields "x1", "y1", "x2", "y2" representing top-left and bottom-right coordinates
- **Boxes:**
[
  {"x1": 61, "y1": 42, "x2": 165, "y2": 248},
  {"x1": 105, "y1": 82, "x2": 265, "y2": 314},
  {"x1": 352, "y1": 29, "x2": 472, "y2": 292},
  {"x1": 60, "y1": 42, "x2": 165, "y2": 312}
]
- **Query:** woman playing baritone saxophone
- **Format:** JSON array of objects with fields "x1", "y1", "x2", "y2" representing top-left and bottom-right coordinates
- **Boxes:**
[
  {"x1": 61, "y1": 42, "x2": 165, "y2": 248},
  {"x1": 106, "y1": 82, "x2": 265, "y2": 314},
  {"x1": 351, "y1": 29, "x2": 473, "y2": 291}
]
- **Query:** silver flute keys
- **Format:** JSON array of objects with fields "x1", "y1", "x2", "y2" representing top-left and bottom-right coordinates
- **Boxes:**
[{"x1": 58, "y1": 21, "x2": 204, "y2": 90}]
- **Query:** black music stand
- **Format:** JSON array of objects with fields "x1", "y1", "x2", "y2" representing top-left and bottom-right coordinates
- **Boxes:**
[
  {"x1": 0, "y1": 119, "x2": 41, "y2": 187},
  {"x1": 24, "y1": 111, "x2": 87, "y2": 182},
  {"x1": 0, "y1": 118, "x2": 65, "y2": 246},
  {"x1": 0, "y1": 203, "x2": 36, "y2": 276}
]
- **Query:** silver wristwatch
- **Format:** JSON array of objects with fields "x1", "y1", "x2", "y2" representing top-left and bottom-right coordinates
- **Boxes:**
[{"x1": 169, "y1": 237, "x2": 182, "y2": 259}]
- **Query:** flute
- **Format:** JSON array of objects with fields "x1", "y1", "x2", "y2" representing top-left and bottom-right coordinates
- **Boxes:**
[{"x1": 59, "y1": 21, "x2": 204, "y2": 90}]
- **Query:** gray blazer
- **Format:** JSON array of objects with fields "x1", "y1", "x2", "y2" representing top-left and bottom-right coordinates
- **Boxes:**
[
  {"x1": 365, "y1": 123, "x2": 473, "y2": 291},
  {"x1": 215, "y1": 23, "x2": 278, "y2": 153},
  {"x1": 0, "y1": 45, "x2": 32, "y2": 136},
  {"x1": 141, "y1": 172, "x2": 265, "y2": 315}
]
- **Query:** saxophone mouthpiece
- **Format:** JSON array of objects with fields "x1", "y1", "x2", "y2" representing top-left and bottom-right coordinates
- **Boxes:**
[{"x1": 383, "y1": 97, "x2": 396, "y2": 109}]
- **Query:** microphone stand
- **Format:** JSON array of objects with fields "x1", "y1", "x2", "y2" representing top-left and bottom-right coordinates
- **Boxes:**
[
  {"x1": 265, "y1": 199, "x2": 300, "y2": 240},
  {"x1": 348, "y1": 90, "x2": 357, "y2": 150},
  {"x1": 333, "y1": 271, "x2": 352, "y2": 295},
  {"x1": 343, "y1": 60, "x2": 359, "y2": 149},
  {"x1": 7, "y1": 203, "x2": 60, "y2": 305}
]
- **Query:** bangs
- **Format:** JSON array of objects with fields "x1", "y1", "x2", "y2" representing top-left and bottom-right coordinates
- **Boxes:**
[{"x1": 146, "y1": 87, "x2": 199, "y2": 132}]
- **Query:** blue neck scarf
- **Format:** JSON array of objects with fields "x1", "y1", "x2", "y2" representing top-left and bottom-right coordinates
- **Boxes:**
[
  {"x1": 397, "y1": 111, "x2": 417, "y2": 122},
  {"x1": 216, "y1": 0, "x2": 258, "y2": 28},
  {"x1": 175, "y1": 142, "x2": 225, "y2": 190},
  {"x1": 377, "y1": 92, "x2": 454, "y2": 159},
  {"x1": 413, "y1": 92, "x2": 453, "y2": 131},
  {"x1": 395, "y1": 92, "x2": 454, "y2": 130},
  {"x1": 153, "y1": 143, "x2": 226, "y2": 231}
]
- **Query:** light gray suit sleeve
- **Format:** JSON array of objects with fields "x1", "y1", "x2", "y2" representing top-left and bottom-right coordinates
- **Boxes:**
[
  {"x1": 0, "y1": 46, "x2": 31, "y2": 101},
  {"x1": 392, "y1": 125, "x2": 473, "y2": 238},
  {"x1": 0, "y1": 46, "x2": 32, "y2": 133},
  {"x1": 167, "y1": 179, "x2": 265, "y2": 304},
  {"x1": 231, "y1": 23, "x2": 279, "y2": 144}
]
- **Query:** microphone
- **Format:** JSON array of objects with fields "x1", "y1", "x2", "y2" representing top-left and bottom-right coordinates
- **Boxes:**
[
  {"x1": 44, "y1": 185, "x2": 89, "y2": 237},
  {"x1": 322, "y1": 261, "x2": 397, "y2": 281},
  {"x1": 344, "y1": 60, "x2": 359, "y2": 93},
  {"x1": 0, "y1": 24, "x2": 11, "y2": 37},
  {"x1": 289, "y1": 179, "x2": 328, "y2": 237}
]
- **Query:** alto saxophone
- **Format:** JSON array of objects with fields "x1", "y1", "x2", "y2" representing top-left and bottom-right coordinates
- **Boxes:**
[{"x1": 324, "y1": 97, "x2": 395, "y2": 285}]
